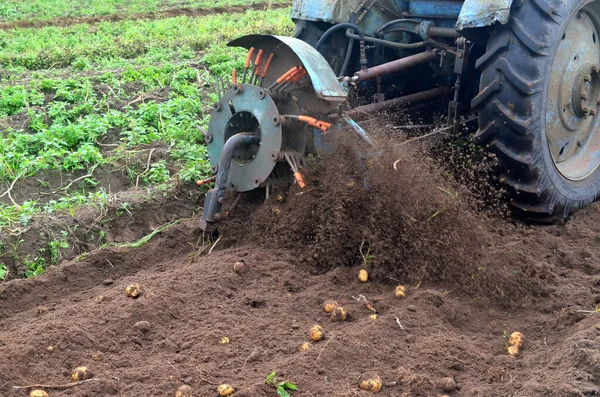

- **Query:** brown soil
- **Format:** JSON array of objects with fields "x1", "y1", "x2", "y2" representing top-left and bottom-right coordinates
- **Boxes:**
[
  {"x1": 2, "y1": 131, "x2": 600, "y2": 396},
  {"x1": 0, "y1": 2, "x2": 289, "y2": 31}
]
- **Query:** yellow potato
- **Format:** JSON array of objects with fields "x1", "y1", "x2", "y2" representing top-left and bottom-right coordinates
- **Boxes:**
[
  {"x1": 369, "y1": 314, "x2": 378, "y2": 320},
  {"x1": 47, "y1": 346, "x2": 54, "y2": 352},
  {"x1": 125, "y1": 284, "x2": 141, "y2": 298},
  {"x1": 358, "y1": 269, "x2": 369, "y2": 283},
  {"x1": 299, "y1": 342, "x2": 311, "y2": 352},
  {"x1": 331, "y1": 306, "x2": 348, "y2": 322},
  {"x1": 30, "y1": 391, "x2": 49, "y2": 397},
  {"x1": 175, "y1": 384, "x2": 193, "y2": 397},
  {"x1": 220, "y1": 337, "x2": 230, "y2": 345},
  {"x1": 71, "y1": 366, "x2": 93, "y2": 381},
  {"x1": 359, "y1": 373, "x2": 382, "y2": 392},
  {"x1": 217, "y1": 384, "x2": 235, "y2": 397},
  {"x1": 394, "y1": 285, "x2": 406, "y2": 298},
  {"x1": 507, "y1": 345, "x2": 519, "y2": 357},
  {"x1": 509, "y1": 332, "x2": 524, "y2": 349},
  {"x1": 309, "y1": 325, "x2": 325, "y2": 342},
  {"x1": 323, "y1": 300, "x2": 338, "y2": 313},
  {"x1": 233, "y1": 261, "x2": 247, "y2": 275}
]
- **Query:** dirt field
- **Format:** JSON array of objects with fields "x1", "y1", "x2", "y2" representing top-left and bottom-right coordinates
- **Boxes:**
[{"x1": 1, "y1": 132, "x2": 600, "y2": 397}]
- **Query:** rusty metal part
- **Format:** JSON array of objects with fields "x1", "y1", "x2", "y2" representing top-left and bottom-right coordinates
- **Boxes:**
[
  {"x1": 348, "y1": 86, "x2": 451, "y2": 116},
  {"x1": 546, "y1": 6, "x2": 600, "y2": 181},
  {"x1": 352, "y1": 50, "x2": 438, "y2": 82},
  {"x1": 428, "y1": 27, "x2": 460, "y2": 38}
]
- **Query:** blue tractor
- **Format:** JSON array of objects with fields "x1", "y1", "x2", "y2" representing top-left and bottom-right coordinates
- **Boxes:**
[{"x1": 199, "y1": 0, "x2": 600, "y2": 230}]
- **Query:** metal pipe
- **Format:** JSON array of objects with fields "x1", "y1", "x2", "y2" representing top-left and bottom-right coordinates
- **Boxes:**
[
  {"x1": 352, "y1": 50, "x2": 438, "y2": 82},
  {"x1": 346, "y1": 31, "x2": 427, "y2": 50},
  {"x1": 428, "y1": 27, "x2": 460, "y2": 38},
  {"x1": 348, "y1": 86, "x2": 451, "y2": 116},
  {"x1": 200, "y1": 133, "x2": 260, "y2": 230}
]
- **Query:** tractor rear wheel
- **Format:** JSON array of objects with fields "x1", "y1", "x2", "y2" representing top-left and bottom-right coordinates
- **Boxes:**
[{"x1": 474, "y1": 0, "x2": 600, "y2": 220}]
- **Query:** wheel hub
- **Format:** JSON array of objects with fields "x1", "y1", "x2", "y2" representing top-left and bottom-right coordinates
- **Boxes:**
[{"x1": 546, "y1": 7, "x2": 600, "y2": 181}]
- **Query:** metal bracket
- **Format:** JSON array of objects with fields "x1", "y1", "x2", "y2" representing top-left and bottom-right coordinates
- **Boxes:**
[{"x1": 448, "y1": 38, "x2": 470, "y2": 134}]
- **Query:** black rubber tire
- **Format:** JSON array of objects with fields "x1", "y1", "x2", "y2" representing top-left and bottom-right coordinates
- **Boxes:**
[{"x1": 474, "y1": 0, "x2": 600, "y2": 220}]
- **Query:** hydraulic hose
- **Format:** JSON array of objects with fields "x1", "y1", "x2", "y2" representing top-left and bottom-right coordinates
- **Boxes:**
[{"x1": 315, "y1": 22, "x2": 364, "y2": 52}]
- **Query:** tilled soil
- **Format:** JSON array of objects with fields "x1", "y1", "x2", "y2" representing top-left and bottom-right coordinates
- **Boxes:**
[{"x1": 2, "y1": 138, "x2": 600, "y2": 396}]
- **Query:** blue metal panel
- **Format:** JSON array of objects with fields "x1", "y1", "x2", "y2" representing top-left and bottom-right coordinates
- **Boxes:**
[
  {"x1": 456, "y1": 0, "x2": 513, "y2": 30},
  {"x1": 409, "y1": 1, "x2": 463, "y2": 18},
  {"x1": 291, "y1": 0, "x2": 359, "y2": 24}
]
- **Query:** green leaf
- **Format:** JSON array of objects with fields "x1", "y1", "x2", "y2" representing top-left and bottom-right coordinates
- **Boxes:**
[
  {"x1": 279, "y1": 382, "x2": 298, "y2": 391},
  {"x1": 276, "y1": 386, "x2": 291, "y2": 397},
  {"x1": 0, "y1": 264, "x2": 7, "y2": 280},
  {"x1": 265, "y1": 371, "x2": 276, "y2": 385}
]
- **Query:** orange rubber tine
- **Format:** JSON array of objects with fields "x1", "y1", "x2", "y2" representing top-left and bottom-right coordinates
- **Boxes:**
[
  {"x1": 294, "y1": 172, "x2": 306, "y2": 189},
  {"x1": 261, "y1": 53, "x2": 275, "y2": 79},
  {"x1": 275, "y1": 67, "x2": 298, "y2": 85},
  {"x1": 241, "y1": 47, "x2": 255, "y2": 84},
  {"x1": 232, "y1": 69, "x2": 237, "y2": 86},
  {"x1": 254, "y1": 49, "x2": 265, "y2": 70},
  {"x1": 245, "y1": 47, "x2": 256, "y2": 68},
  {"x1": 298, "y1": 115, "x2": 317, "y2": 124},
  {"x1": 292, "y1": 69, "x2": 308, "y2": 83},
  {"x1": 285, "y1": 67, "x2": 304, "y2": 83}
]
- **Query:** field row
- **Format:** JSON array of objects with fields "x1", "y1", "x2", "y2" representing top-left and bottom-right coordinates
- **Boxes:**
[{"x1": 0, "y1": 0, "x2": 290, "y2": 23}]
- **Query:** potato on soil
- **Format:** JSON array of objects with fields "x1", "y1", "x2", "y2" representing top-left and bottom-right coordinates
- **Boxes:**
[
  {"x1": 509, "y1": 331, "x2": 524, "y2": 349},
  {"x1": 331, "y1": 306, "x2": 348, "y2": 322},
  {"x1": 309, "y1": 325, "x2": 325, "y2": 342},
  {"x1": 233, "y1": 260, "x2": 247, "y2": 275},
  {"x1": 217, "y1": 384, "x2": 235, "y2": 396},
  {"x1": 323, "y1": 300, "x2": 338, "y2": 313},
  {"x1": 175, "y1": 384, "x2": 193, "y2": 397},
  {"x1": 30, "y1": 390, "x2": 49, "y2": 397},
  {"x1": 71, "y1": 366, "x2": 93, "y2": 381},
  {"x1": 394, "y1": 285, "x2": 407, "y2": 298},
  {"x1": 369, "y1": 314, "x2": 378, "y2": 320},
  {"x1": 507, "y1": 345, "x2": 520, "y2": 357},
  {"x1": 358, "y1": 269, "x2": 369, "y2": 283},
  {"x1": 437, "y1": 377, "x2": 457, "y2": 392},
  {"x1": 359, "y1": 373, "x2": 382, "y2": 392},
  {"x1": 299, "y1": 342, "x2": 311, "y2": 352},
  {"x1": 220, "y1": 337, "x2": 230, "y2": 344},
  {"x1": 125, "y1": 284, "x2": 141, "y2": 298}
]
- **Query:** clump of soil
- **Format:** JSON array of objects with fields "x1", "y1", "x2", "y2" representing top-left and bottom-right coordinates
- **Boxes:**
[{"x1": 223, "y1": 131, "x2": 550, "y2": 305}]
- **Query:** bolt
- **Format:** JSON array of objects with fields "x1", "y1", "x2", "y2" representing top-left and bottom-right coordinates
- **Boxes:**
[
  {"x1": 233, "y1": 85, "x2": 241, "y2": 94},
  {"x1": 205, "y1": 133, "x2": 213, "y2": 143},
  {"x1": 258, "y1": 90, "x2": 266, "y2": 100},
  {"x1": 584, "y1": 74, "x2": 592, "y2": 82},
  {"x1": 211, "y1": 165, "x2": 218, "y2": 174},
  {"x1": 577, "y1": 140, "x2": 583, "y2": 147},
  {"x1": 583, "y1": 107, "x2": 591, "y2": 115},
  {"x1": 213, "y1": 102, "x2": 221, "y2": 112},
  {"x1": 271, "y1": 151, "x2": 279, "y2": 161},
  {"x1": 272, "y1": 116, "x2": 280, "y2": 126}
]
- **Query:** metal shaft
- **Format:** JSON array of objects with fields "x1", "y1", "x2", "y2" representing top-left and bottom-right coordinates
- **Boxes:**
[
  {"x1": 348, "y1": 86, "x2": 451, "y2": 116},
  {"x1": 353, "y1": 50, "x2": 438, "y2": 82}
]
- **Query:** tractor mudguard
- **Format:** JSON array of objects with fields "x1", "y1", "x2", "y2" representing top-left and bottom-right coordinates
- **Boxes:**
[
  {"x1": 228, "y1": 35, "x2": 346, "y2": 101},
  {"x1": 290, "y1": 0, "x2": 403, "y2": 25},
  {"x1": 456, "y1": 0, "x2": 513, "y2": 31}
]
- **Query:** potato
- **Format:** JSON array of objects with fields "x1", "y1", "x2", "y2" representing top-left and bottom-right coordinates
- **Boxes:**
[
  {"x1": 331, "y1": 306, "x2": 348, "y2": 322},
  {"x1": 71, "y1": 366, "x2": 93, "y2": 381},
  {"x1": 509, "y1": 332, "x2": 524, "y2": 349},
  {"x1": 299, "y1": 342, "x2": 311, "y2": 352},
  {"x1": 217, "y1": 384, "x2": 235, "y2": 397},
  {"x1": 125, "y1": 284, "x2": 141, "y2": 298},
  {"x1": 358, "y1": 269, "x2": 369, "y2": 283},
  {"x1": 220, "y1": 337, "x2": 230, "y2": 345},
  {"x1": 30, "y1": 391, "x2": 49, "y2": 397},
  {"x1": 437, "y1": 377, "x2": 457, "y2": 392},
  {"x1": 394, "y1": 285, "x2": 406, "y2": 298},
  {"x1": 309, "y1": 325, "x2": 325, "y2": 342},
  {"x1": 323, "y1": 300, "x2": 338, "y2": 313},
  {"x1": 233, "y1": 261, "x2": 247, "y2": 275},
  {"x1": 369, "y1": 314, "x2": 378, "y2": 320},
  {"x1": 47, "y1": 346, "x2": 54, "y2": 352},
  {"x1": 175, "y1": 384, "x2": 193, "y2": 397},
  {"x1": 507, "y1": 345, "x2": 519, "y2": 357},
  {"x1": 359, "y1": 373, "x2": 382, "y2": 392}
]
